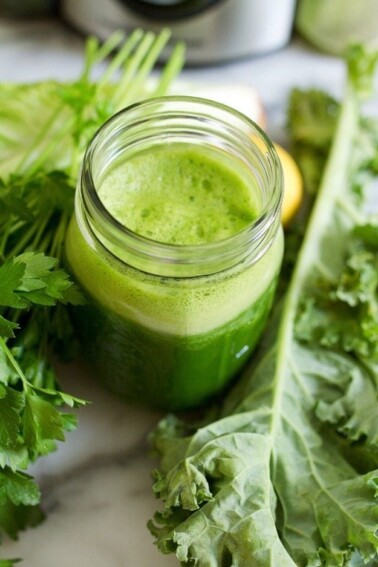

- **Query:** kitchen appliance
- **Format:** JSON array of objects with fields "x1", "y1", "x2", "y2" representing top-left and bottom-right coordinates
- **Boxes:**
[{"x1": 62, "y1": 0, "x2": 296, "y2": 64}]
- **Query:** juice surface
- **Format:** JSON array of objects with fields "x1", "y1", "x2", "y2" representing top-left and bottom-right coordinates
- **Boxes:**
[
  {"x1": 66, "y1": 142, "x2": 283, "y2": 409},
  {"x1": 98, "y1": 143, "x2": 259, "y2": 245}
]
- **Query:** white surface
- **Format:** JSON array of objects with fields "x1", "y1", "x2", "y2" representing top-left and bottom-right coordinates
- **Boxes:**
[{"x1": 0, "y1": 18, "x2": 373, "y2": 567}]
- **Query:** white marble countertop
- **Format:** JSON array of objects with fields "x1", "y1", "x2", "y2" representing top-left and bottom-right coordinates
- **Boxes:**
[{"x1": 0, "y1": 18, "x2": 372, "y2": 567}]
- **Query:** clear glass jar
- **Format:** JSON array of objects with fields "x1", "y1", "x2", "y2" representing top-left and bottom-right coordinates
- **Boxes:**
[{"x1": 65, "y1": 97, "x2": 283, "y2": 411}]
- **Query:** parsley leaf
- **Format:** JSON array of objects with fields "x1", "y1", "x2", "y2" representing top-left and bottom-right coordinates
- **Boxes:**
[
  {"x1": 0, "y1": 261, "x2": 25, "y2": 309},
  {"x1": 0, "y1": 495, "x2": 44, "y2": 540},
  {"x1": 0, "y1": 387, "x2": 24, "y2": 451},
  {"x1": 0, "y1": 29, "x2": 185, "y2": 552},
  {"x1": 0, "y1": 468, "x2": 40, "y2": 508},
  {"x1": 23, "y1": 392, "x2": 65, "y2": 460}
]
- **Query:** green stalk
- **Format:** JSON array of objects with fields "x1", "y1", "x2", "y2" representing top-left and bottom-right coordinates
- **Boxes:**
[
  {"x1": 0, "y1": 337, "x2": 29, "y2": 392},
  {"x1": 0, "y1": 220, "x2": 25, "y2": 259},
  {"x1": 11, "y1": 30, "x2": 183, "y2": 183},
  {"x1": 49, "y1": 213, "x2": 70, "y2": 260},
  {"x1": 152, "y1": 41, "x2": 186, "y2": 98},
  {"x1": 112, "y1": 29, "x2": 170, "y2": 108},
  {"x1": 83, "y1": 31, "x2": 126, "y2": 80},
  {"x1": 286, "y1": 83, "x2": 359, "y2": 291},
  {"x1": 12, "y1": 33, "x2": 132, "y2": 179},
  {"x1": 5, "y1": 222, "x2": 40, "y2": 259},
  {"x1": 110, "y1": 31, "x2": 156, "y2": 108},
  {"x1": 35, "y1": 230, "x2": 54, "y2": 255},
  {"x1": 14, "y1": 105, "x2": 66, "y2": 176},
  {"x1": 97, "y1": 29, "x2": 144, "y2": 89},
  {"x1": 30, "y1": 214, "x2": 52, "y2": 252},
  {"x1": 25, "y1": 116, "x2": 76, "y2": 178},
  {"x1": 270, "y1": 52, "x2": 370, "y2": 438}
]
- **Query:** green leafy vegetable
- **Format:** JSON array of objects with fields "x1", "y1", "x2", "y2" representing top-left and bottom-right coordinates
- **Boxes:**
[
  {"x1": 0, "y1": 251, "x2": 85, "y2": 543},
  {"x1": 287, "y1": 88, "x2": 339, "y2": 195},
  {"x1": 0, "y1": 28, "x2": 184, "y2": 554},
  {"x1": 296, "y1": 222, "x2": 378, "y2": 362},
  {"x1": 149, "y1": 46, "x2": 378, "y2": 566}
]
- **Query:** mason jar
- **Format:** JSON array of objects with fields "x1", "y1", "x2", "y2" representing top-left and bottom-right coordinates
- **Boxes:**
[{"x1": 65, "y1": 97, "x2": 283, "y2": 411}]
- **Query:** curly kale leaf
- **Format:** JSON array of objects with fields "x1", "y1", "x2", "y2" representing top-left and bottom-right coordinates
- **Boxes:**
[{"x1": 149, "y1": 45, "x2": 378, "y2": 567}]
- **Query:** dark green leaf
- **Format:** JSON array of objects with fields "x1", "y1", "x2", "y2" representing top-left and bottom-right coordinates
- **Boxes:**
[
  {"x1": 0, "y1": 388, "x2": 24, "y2": 450},
  {"x1": 287, "y1": 88, "x2": 339, "y2": 149},
  {"x1": 354, "y1": 221, "x2": 378, "y2": 249},
  {"x1": 0, "y1": 317, "x2": 18, "y2": 340},
  {"x1": 0, "y1": 261, "x2": 26, "y2": 309},
  {"x1": 0, "y1": 559, "x2": 22, "y2": 566},
  {"x1": 0, "y1": 497, "x2": 44, "y2": 540}
]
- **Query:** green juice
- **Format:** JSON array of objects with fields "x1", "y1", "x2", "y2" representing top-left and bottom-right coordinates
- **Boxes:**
[{"x1": 66, "y1": 143, "x2": 283, "y2": 410}]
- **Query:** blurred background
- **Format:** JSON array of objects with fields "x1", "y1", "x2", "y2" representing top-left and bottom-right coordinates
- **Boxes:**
[{"x1": 0, "y1": 0, "x2": 377, "y2": 64}]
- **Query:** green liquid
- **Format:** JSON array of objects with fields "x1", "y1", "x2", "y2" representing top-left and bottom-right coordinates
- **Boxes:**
[
  {"x1": 66, "y1": 143, "x2": 283, "y2": 410},
  {"x1": 98, "y1": 144, "x2": 258, "y2": 245}
]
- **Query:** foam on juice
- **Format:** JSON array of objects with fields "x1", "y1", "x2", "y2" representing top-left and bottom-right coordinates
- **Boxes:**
[
  {"x1": 66, "y1": 143, "x2": 283, "y2": 336},
  {"x1": 98, "y1": 144, "x2": 259, "y2": 245}
]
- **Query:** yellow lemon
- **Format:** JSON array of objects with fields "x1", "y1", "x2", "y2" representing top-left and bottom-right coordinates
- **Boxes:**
[{"x1": 274, "y1": 143, "x2": 303, "y2": 227}]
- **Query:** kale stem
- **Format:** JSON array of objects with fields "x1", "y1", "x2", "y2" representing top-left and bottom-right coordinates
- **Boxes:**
[
  {"x1": 288, "y1": 82, "x2": 359, "y2": 296},
  {"x1": 271, "y1": 71, "x2": 361, "y2": 438},
  {"x1": 336, "y1": 193, "x2": 365, "y2": 224}
]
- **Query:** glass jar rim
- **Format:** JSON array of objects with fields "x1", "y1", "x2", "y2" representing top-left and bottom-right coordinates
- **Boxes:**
[{"x1": 78, "y1": 95, "x2": 283, "y2": 277}]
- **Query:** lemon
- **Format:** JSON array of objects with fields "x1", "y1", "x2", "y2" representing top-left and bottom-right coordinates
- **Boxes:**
[{"x1": 274, "y1": 144, "x2": 303, "y2": 227}]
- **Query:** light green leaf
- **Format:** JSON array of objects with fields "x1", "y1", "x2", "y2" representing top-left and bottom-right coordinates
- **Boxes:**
[
  {"x1": 152, "y1": 429, "x2": 296, "y2": 567},
  {"x1": 0, "y1": 468, "x2": 40, "y2": 507},
  {"x1": 315, "y1": 360, "x2": 378, "y2": 448},
  {"x1": 0, "y1": 446, "x2": 29, "y2": 472},
  {"x1": 23, "y1": 391, "x2": 65, "y2": 460},
  {"x1": 14, "y1": 253, "x2": 72, "y2": 305},
  {"x1": 149, "y1": 46, "x2": 378, "y2": 566}
]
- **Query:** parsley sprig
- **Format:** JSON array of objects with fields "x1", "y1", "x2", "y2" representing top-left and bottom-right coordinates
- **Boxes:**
[{"x1": 0, "y1": 29, "x2": 184, "y2": 558}]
